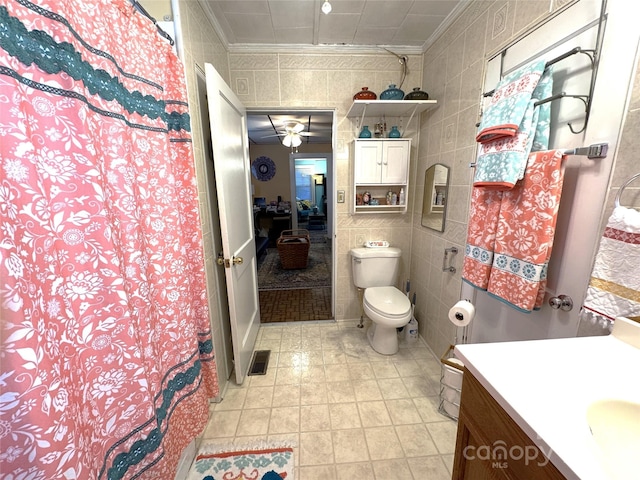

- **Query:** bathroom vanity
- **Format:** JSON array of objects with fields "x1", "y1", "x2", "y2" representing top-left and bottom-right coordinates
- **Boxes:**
[{"x1": 453, "y1": 318, "x2": 640, "y2": 480}]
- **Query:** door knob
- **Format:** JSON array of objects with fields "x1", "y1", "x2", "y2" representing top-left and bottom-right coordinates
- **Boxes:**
[
  {"x1": 232, "y1": 256, "x2": 243, "y2": 265},
  {"x1": 216, "y1": 252, "x2": 225, "y2": 266},
  {"x1": 548, "y1": 294, "x2": 573, "y2": 311}
]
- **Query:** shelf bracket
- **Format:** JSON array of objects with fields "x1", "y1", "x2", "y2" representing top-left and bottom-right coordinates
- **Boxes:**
[{"x1": 400, "y1": 105, "x2": 419, "y2": 137}]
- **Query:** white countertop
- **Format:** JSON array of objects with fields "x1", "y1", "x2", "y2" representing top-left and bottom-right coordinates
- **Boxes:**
[{"x1": 454, "y1": 324, "x2": 640, "y2": 480}]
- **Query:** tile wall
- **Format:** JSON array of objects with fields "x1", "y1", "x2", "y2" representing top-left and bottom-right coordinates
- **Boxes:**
[
  {"x1": 174, "y1": 0, "x2": 640, "y2": 362},
  {"x1": 415, "y1": 0, "x2": 640, "y2": 357},
  {"x1": 227, "y1": 50, "x2": 425, "y2": 322}
]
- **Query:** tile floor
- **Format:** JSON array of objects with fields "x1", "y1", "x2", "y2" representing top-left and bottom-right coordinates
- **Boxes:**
[
  {"x1": 199, "y1": 320, "x2": 458, "y2": 479},
  {"x1": 258, "y1": 287, "x2": 332, "y2": 322}
]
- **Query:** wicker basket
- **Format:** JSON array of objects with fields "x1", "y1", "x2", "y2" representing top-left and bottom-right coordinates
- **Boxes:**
[
  {"x1": 438, "y1": 344, "x2": 464, "y2": 421},
  {"x1": 277, "y1": 229, "x2": 310, "y2": 269}
]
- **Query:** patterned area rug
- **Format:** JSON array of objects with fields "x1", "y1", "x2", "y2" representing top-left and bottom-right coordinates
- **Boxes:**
[
  {"x1": 188, "y1": 441, "x2": 294, "y2": 479},
  {"x1": 258, "y1": 243, "x2": 331, "y2": 291}
]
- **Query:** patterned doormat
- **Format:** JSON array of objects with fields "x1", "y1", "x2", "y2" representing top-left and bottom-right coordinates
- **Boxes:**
[
  {"x1": 257, "y1": 243, "x2": 331, "y2": 291},
  {"x1": 188, "y1": 441, "x2": 294, "y2": 479}
]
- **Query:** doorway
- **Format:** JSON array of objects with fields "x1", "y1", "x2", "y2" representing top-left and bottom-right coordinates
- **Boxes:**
[{"x1": 248, "y1": 110, "x2": 335, "y2": 322}]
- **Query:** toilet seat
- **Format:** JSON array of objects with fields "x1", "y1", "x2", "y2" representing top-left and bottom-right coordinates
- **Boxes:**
[{"x1": 364, "y1": 286, "x2": 411, "y2": 320}]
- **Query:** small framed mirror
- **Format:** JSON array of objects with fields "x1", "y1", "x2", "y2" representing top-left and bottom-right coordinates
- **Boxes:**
[{"x1": 421, "y1": 164, "x2": 450, "y2": 232}]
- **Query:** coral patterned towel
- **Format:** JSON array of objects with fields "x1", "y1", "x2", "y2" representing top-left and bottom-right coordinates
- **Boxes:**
[
  {"x1": 463, "y1": 150, "x2": 566, "y2": 312},
  {"x1": 473, "y1": 66, "x2": 553, "y2": 190},
  {"x1": 462, "y1": 188, "x2": 503, "y2": 290},
  {"x1": 476, "y1": 59, "x2": 547, "y2": 143},
  {"x1": 580, "y1": 206, "x2": 640, "y2": 324}
]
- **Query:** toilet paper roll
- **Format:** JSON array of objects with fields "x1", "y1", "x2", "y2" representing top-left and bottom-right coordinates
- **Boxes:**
[{"x1": 448, "y1": 300, "x2": 475, "y2": 327}]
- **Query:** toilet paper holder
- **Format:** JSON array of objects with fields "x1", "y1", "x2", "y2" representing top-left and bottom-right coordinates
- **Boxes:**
[{"x1": 442, "y1": 247, "x2": 458, "y2": 273}]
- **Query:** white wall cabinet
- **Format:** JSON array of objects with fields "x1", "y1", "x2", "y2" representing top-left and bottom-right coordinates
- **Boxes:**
[
  {"x1": 346, "y1": 99, "x2": 437, "y2": 214},
  {"x1": 353, "y1": 138, "x2": 411, "y2": 214},
  {"x1": 354, "y1": 139, "x2": 409, "y2": 184}
]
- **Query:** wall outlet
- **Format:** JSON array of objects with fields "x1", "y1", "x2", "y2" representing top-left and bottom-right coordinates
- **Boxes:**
[
  {"x1": 337, "y1": 190, "x2": 345, "y2": 203},
  {"x1": 356, "y1": 234, "x2": 366, "y2": 246}
]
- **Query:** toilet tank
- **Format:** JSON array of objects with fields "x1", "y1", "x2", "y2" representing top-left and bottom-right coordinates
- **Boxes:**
[{"x1": 350, "y1": 247, "x2": 402, "y2": 288}]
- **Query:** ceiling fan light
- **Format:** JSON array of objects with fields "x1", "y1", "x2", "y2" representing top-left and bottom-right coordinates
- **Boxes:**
[
  {"x1": 282, "y1": 133, "x2": 302, "y2": 148},
  {"x1": 321, "y1": 1, "x2": 332, "y2": 14}
]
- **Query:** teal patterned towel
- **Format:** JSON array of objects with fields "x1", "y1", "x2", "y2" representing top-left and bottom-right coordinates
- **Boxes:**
[
  {"x1": 476, "y1": 59, "x2": 547, "y2": 144},
  {"x1": 473, "y1": 66, "x2": 553, "y2": 189}
]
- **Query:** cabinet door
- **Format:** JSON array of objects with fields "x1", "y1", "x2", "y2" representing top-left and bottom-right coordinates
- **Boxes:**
[
  {"x1": 381, "y1": 141, "x2": 409, "y2": 184},
  {"x1": 354, "y1": 141, "x2": 382, "y2": 184}
]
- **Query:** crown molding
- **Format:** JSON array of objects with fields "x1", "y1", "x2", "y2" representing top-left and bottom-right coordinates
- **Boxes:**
[
  {"x1": 197, "y1": 0, "x2": 232, "y2": 47},
  {"x1": 227, "y1": 43, "x2": 424, "y2": 56},
  {"x1": 196, "y1": 0, "x2": 467, "y2": 56},
  {"x1": 422, "y1": 0, "x2": 471, "y2": 52}
]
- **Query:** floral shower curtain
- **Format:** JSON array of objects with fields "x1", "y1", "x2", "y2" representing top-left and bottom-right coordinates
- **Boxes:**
[{"x1": 0, "y1": 0, "x2": 219, "y2": 478}]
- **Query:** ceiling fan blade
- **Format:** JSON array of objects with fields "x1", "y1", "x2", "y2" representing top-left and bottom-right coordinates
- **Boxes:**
[
  {"x1": 279, "y1": 121, "x2": 305, "y2": 133},
  {"x1": 290, "y1": 122, "x2": 305, "y2": 133}
]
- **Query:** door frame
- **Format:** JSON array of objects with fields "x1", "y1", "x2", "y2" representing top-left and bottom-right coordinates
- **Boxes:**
[
  {"x1": 290, "y1": 153, "x2": 331, "y2": 229},
  {"x1": 248, "y1": 107, "x2": 336, "y2": 321}
]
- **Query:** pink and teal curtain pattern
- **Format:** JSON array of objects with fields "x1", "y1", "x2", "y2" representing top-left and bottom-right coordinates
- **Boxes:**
[{"x1": 0, "y1": 0, "x2": 219, "y2": 478}]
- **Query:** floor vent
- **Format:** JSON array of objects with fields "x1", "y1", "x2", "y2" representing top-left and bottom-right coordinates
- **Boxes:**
[{"x1": 248, "y1": 350, "x2": 270, "y2": 376}]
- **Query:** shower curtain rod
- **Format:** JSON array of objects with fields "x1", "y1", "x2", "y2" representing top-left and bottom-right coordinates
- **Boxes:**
[
  {"x1": 469, "y1": 142, "x2": 608, "y2": 168},
  {"x1": 129, "y1": 0, "x2": 175, "y2": 46}
]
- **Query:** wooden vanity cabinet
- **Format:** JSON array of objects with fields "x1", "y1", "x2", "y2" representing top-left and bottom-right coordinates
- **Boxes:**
[{"x1": 452, "y1": 369, "x2": 566, "y2": 480}]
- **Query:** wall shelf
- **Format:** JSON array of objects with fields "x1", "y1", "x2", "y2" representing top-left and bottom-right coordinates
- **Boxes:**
[
  {"x1": 346, "y1": 99, "x2": 437, "y2": 119},
  {"x1": 347, "y1": 99, "x2": 437, "y2": 138}
]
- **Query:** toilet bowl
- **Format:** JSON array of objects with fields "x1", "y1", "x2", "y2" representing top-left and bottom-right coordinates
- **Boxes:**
[
  {"x1": 363, "y1": 286, "x2": 412, "y2": 354},
  {"x1": 350, "y1": 247, "x2": 413, "y2": 355}
]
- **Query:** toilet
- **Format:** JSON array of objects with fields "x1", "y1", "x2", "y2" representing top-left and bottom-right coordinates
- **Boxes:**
[{"x1": 350, "y1": 247, "x2": 412, "y2": 355}]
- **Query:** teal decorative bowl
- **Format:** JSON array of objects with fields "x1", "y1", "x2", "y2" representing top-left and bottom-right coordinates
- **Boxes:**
[{"x1": 380, "y1": 84, "x2": 405, "y2": 100}]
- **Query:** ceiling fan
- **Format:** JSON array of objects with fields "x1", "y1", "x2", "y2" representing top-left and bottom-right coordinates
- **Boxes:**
[{"x1": 265, "y1": 121, "x2": 312, "y2": 147}]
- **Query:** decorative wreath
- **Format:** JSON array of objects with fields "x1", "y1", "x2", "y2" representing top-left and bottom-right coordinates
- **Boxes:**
[{"x1": 251, "y1": 156, "x2": 276, "y2": 181}]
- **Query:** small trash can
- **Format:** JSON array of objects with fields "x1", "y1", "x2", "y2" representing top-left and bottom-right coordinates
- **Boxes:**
[{"x1": 439, "y1": 344, "x2": 464, "y2": 421}]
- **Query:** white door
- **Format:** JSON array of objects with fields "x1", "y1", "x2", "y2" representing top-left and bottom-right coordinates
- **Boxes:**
[
  {"x1": 195, "y1": 65, "x2": 233, "y2": 384},
  {"x1": 205, "y1": 63, "x2": 260, "y2": 384}
]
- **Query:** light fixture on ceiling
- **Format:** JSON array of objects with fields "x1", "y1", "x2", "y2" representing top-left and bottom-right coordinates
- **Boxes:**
[
  {"x1": 321, "y1": 1, "x2": 332, "y2": 15},
  {"x1": 282, "y1": 132, "x2": 302, "y2": 148}
]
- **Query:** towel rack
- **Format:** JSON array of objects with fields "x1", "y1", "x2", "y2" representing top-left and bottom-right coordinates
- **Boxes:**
[
  {"x1": 615, "y1": 173, "x2": 640, "y2": 207},
  {"x1": 562, "y1": 142, "x2": 608, "y2": 158},
  {"x1": 479, "y1": 0, "x2": 607, "y2": 134},
  {"x1": 482, "y1": 47, "x2": 593, "y2": 98},
  {"x1": 468, "y1": 142, "x2": 609, "y2": 168}
]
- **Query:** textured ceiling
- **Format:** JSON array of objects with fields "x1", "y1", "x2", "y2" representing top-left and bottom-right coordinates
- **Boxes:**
[
  {"x1": 199, "y1": 0, "x2": 465, "y2": 51},
  {"x1": 199, "y1": 1, "x2": 465, "y2": 145}
]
